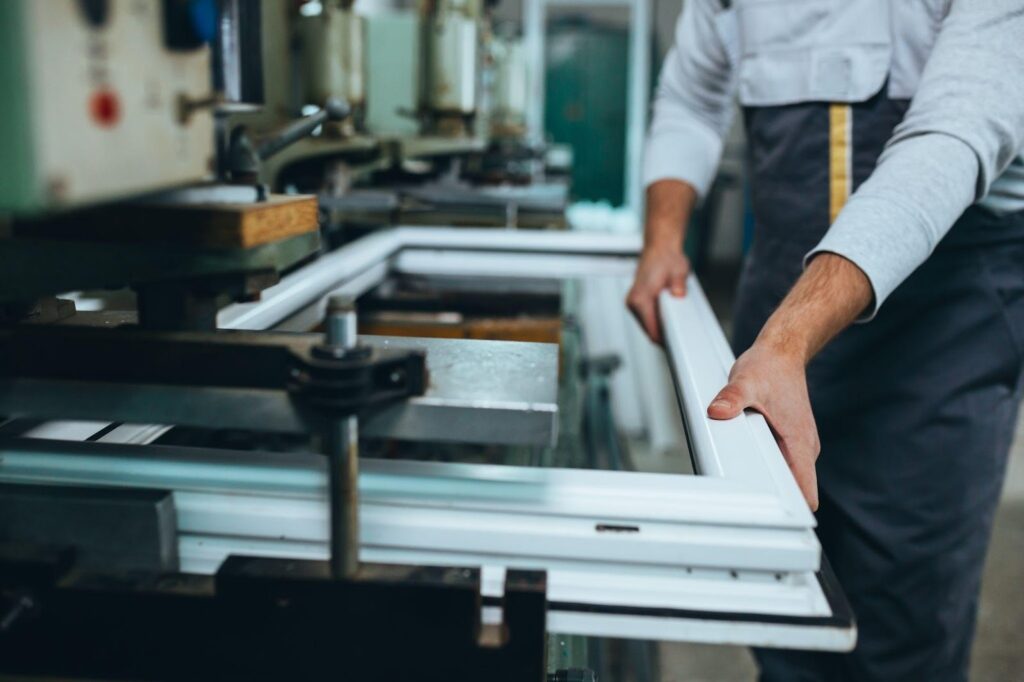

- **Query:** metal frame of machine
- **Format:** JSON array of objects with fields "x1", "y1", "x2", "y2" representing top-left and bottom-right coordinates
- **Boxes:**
[{"x1": 6, "y1": 227, "x2": 855, "y2": 651}]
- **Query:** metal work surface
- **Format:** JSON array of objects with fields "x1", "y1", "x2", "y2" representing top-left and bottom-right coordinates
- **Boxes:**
[{"x1": 362, "y1": 335, "x2": 559, "y2": 446}]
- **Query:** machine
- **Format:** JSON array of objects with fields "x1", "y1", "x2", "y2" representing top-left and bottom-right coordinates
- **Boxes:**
[
  {"x1": 0, "y1": 1, "x2": 855, "y2": 679},
  {"x1": 0, "y1": 0, "x2": 215, "y2": 212},
  {"x1": 233, "y1": 0, "x2": 569, "y2": 234}
]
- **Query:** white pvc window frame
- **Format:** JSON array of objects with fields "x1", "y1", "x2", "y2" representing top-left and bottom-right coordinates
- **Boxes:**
[
  {"x1": 6, "y1": 227, "x2": 852, "y2": 650},
  {"x1": 226, "y1": 227, "x2": 814, "y2": 531}
]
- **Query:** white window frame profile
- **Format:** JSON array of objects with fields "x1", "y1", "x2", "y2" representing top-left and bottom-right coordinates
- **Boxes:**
[{"x1": 2, "y1": 227, "x2": 855, "y2": 651}]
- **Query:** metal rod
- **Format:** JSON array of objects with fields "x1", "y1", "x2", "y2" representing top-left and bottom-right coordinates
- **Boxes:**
[
  {"x1": 256, "y1": 98, "x2": 350, "y2": 161},
  {"x1": 324, "y1": 293, "x2": 360, "y2": 578},
  {"x1": 327, "y1": 415, "x2": 359, "y2": 578},
  {"x1": 325, "y1": 294, "x2": 358, "y2": 347}
]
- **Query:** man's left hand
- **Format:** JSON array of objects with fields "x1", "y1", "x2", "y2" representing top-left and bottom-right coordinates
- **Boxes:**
[{"x1": 706, "y1": 340, "x2": 821, "y2": 511}]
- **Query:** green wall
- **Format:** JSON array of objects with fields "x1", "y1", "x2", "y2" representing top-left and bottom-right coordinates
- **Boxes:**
[{"x1": 544, "y1": 17, "x2": 629, "y2": 206}]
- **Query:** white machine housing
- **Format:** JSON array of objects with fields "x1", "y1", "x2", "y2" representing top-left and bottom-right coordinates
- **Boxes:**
[
  {"x1": 0, "y1": 0, "x2": 214, "y2": 214},
  {"x1": 422, "y1": 0, "x2": 480, "y2": 116}
]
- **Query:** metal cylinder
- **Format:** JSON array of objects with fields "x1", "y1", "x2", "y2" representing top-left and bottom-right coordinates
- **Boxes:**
[
  {"x1": 325, "y1": 293, "x2": 358, "y2": 348},
  {"x1": 301, "y1": 5, "x2": 366, "y2": 114},
  {"x1": 491, "y1": 36, "x2": 529, "y2": 138},
  {"x1": 323, "y1": 292, "x2": 360, "y2": 579},
  {"x1": 421, "y1": 0, "x2": 482, "y2": 126},
  {"x1": 213, "y1": 0, "x2": 264, "y2": 105},
  {"x1": 327, "y1": 415, "x2": 359, "y2": 578}
]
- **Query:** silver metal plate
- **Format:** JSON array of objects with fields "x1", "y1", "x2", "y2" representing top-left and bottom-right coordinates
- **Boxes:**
[{"x1": 361, "y1": 335, "x2": 560, "y2": 447}]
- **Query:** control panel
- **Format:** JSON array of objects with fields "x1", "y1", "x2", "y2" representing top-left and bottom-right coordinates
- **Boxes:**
[{"x1": 0, "y1": 0, "x2": 215, "y2": 214}]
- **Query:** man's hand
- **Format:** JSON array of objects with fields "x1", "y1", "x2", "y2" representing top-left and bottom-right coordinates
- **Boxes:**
[
  {"x1": 707, "y1": 341, "x2": 820, "y2": 510},
  {"x1": 627, "y1": 180, "x2": 698, "y2": 344},
  {"x1": 627, "y1": 248, "x2": 690, "y2": 344},
  {"x1": 704, "y1": 253, "x2": 874, "y2": 512}
]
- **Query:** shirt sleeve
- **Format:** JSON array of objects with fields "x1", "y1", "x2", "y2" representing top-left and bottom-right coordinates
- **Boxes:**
[
  {"x1": 806, "y1": 0, "x2": 1024, "y2": 319},
  {"x1": 642, "y1": 0, "x2": 738, "y2": 199}
]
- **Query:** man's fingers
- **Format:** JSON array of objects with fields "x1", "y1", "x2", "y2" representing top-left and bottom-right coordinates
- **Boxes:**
[
  {"x1": 786, "y1": 447, "x2": 820, "y2": 511},
  {"x1": 626, "y1": 292, "x2": 662, "y2": 345},
  {"x1": 707, "y1": 384, "x2": 748, "y2": 419},
  {"x1": 625, "y1": 252, "x2": 688, "y2": 341},
  {"x1": 804, "y1": 478, "x2": 820, "y2": 512},
  {"x1": 776, "y1": 432, "x2": 820, "y2": 511},
  {"x1": 640, "y1": 297, "x2": 662, "y2": 345},
  {"x1": 669, "y1": 270, "x2": 687, "y2": 298}
]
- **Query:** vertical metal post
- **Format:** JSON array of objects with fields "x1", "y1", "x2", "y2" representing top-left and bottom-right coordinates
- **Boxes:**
[
  {"x1": 325, "y1": 294, "x2": 360, "y2": 578},
  {"x1": 625, "y1": 0, "x2": 651, "y2": 216},
  {"x1": 524, "y1": 0, "x2": 546, "y2": 148}
]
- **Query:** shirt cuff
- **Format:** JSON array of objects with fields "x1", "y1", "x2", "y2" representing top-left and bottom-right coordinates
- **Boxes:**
[
  {"x1": 641, "y1": 120, "x2": 723, "y2": 199},
  {"x1": 803, "y1": 195, "x2": 936, "y2": 321}
]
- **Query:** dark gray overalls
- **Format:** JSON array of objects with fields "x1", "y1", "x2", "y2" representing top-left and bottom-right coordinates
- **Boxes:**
[{"x1": 733, "y1": 88, "x2": 1024, "y2": 680}]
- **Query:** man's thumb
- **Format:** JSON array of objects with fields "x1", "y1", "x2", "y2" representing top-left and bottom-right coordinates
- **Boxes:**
[{"x1": 707, "y1": 385, "x2": 747, "y2": 420}]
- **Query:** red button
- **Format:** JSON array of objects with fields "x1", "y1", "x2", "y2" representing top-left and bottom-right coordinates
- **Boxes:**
[{"x1": 90, "y1": 89, "x2": 120, "y2": 127}]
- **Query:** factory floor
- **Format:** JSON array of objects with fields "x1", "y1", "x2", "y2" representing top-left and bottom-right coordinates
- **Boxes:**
[{"x1": 659, "y1": 408, "x2": 1024, "y2": 682}]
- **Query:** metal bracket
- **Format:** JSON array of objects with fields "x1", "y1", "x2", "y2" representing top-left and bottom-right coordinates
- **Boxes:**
[{"x1": 0, "y1": 325, "x2": 426, "y2": 427}]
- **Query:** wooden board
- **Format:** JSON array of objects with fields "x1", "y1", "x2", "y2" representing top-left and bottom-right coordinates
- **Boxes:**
[
  {"x1": 13, "y1": 194, "x2": 318, "y2": 250},
  {"x1": 358, "y1": 315, "x2": 563, "y2": 345}
]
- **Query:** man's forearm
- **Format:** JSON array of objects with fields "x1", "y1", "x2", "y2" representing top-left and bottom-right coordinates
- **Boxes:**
[
  {"x1": 644, "y1": 180, "x2": 698, "y2": 251},
  {"x1": 756, "y1": 253, "x2": 874, "y2": 365}
]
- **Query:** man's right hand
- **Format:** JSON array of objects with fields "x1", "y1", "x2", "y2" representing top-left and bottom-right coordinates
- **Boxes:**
[
  {"x1": 626, "y1": 247, "x2": 691, "y2": 345},
  {"x1": 628, "y1": 179, "x2": 698, "y2": 344}
]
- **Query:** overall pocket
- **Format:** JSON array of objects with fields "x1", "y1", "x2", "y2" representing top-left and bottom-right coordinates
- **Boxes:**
[{"x1": 733, "y1": 0, "x2": 891, "y2": 106}]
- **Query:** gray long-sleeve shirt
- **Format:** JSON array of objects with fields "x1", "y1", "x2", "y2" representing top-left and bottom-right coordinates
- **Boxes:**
[{"x1": 644, "y1": 0, "x2": 1024, "y2": 317}]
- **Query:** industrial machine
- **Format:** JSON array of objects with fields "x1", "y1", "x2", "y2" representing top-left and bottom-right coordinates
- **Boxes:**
[
  {"x1": 0, "y1": 0, "x2": 216, "y2": 212},
  {"x1": 229, "y1": 0, "x2": 568, "y2": 234},
  {"x1": 0, "y1": 1, "x2": 855, "y2": 679}
]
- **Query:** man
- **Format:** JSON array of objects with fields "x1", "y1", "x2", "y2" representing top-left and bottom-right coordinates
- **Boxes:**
[{"x1": 626, "y1": 1, "x2": 1024, "y2": 679}]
